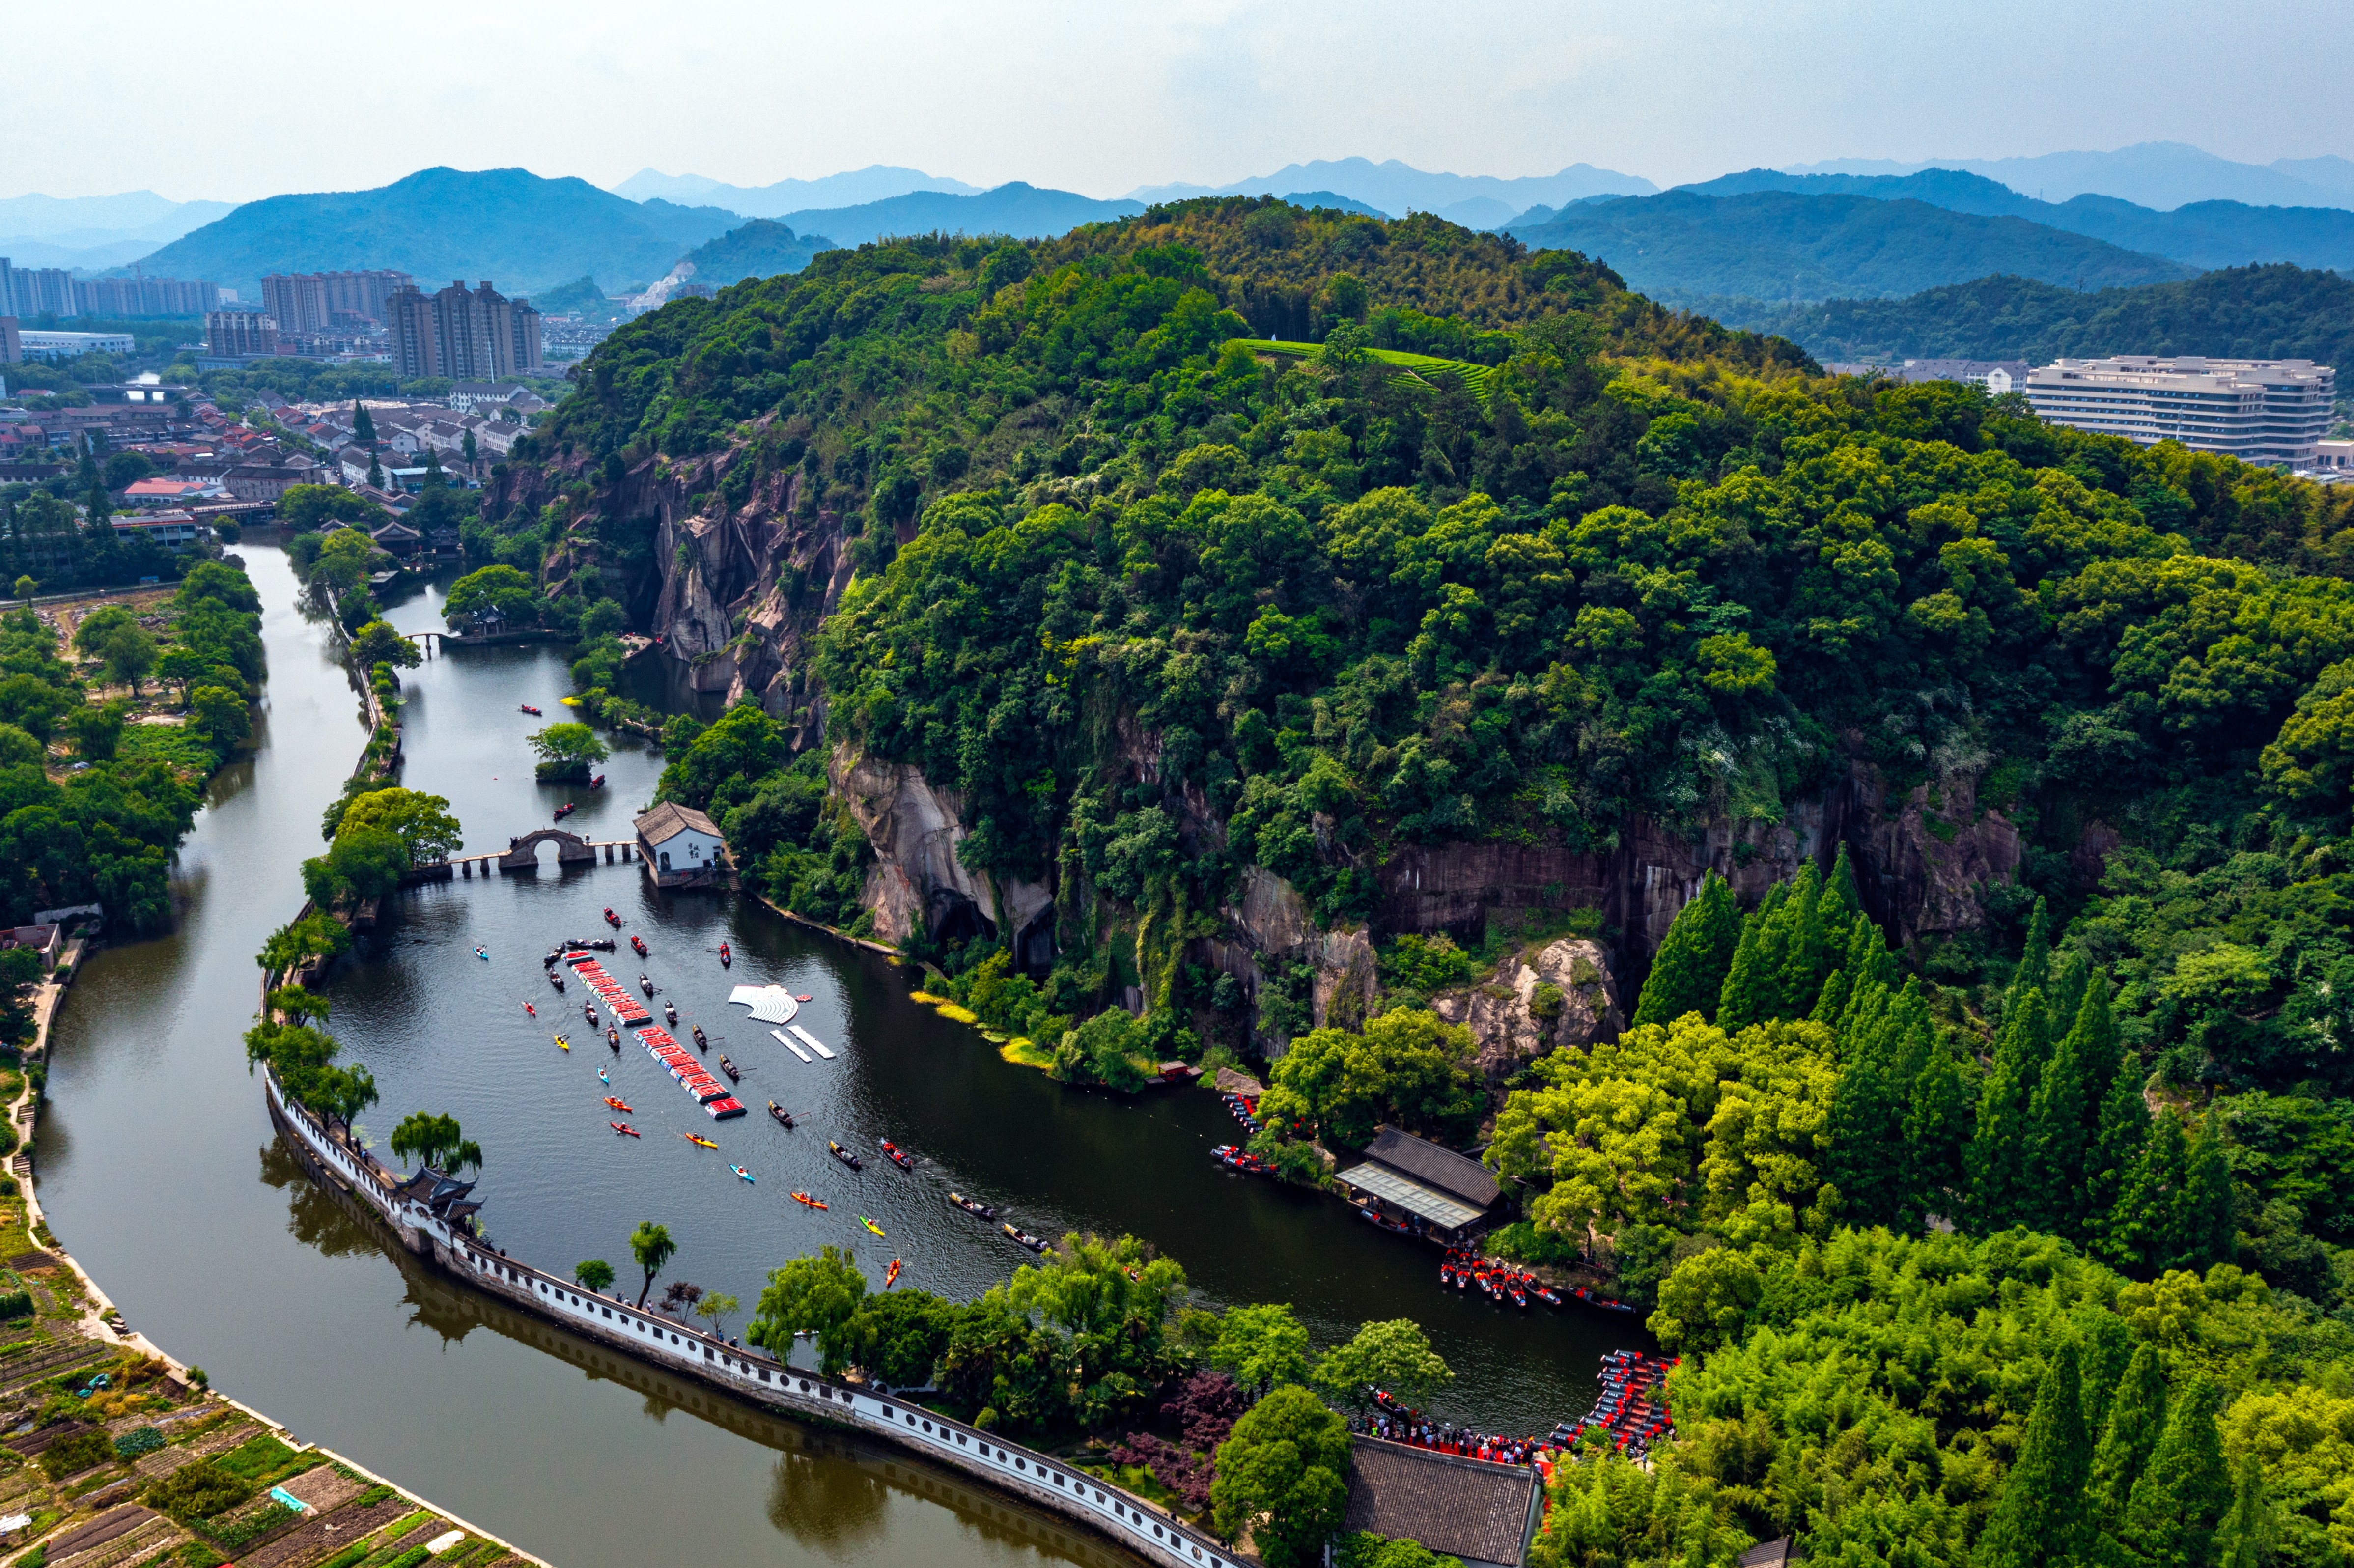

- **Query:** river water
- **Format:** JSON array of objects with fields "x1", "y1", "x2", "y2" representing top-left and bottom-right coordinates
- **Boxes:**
[{"x1": 37, "y1": 546, "x2": 1635, "y2": 1567}]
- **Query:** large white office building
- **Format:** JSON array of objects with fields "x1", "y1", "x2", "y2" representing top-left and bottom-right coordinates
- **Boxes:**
[{"x1": 2023, "y1": 356, "x2": 2335, "y2": 466}]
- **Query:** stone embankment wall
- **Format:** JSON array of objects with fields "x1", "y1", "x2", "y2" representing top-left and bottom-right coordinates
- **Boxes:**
[{"x1": 264, "y1": 1072, "x2": 1238, "y2": 1568}]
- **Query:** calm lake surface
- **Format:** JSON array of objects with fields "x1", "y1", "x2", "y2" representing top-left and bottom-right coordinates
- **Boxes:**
[{"x1": 37, "y1": 545, "x2": 1637, "y2": 1566}]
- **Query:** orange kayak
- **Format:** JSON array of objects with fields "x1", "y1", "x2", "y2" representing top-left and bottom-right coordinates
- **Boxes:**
[
  {"x1": 884, "y1": 1259, "x2": 901, "y2": 1289},
  {"x1": 604, "y1": 1096, "x2": 633, "y2": 1113},
  {"x1": 792, "y1": 1191, "x2": 827, "y2": 1210},
  {"x1": 683, "y1": 1133, "x2": 717, "y2": 1149}
]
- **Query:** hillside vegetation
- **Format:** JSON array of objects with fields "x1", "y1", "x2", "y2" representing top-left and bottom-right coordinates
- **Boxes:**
[
  {"x1": 1706, "y1": 262, "x2": 2354, "y2": 368},
  {"x1": 675, "y1": 219, "x2": 836, "y2": 288},
  {"x1": 498, "y1": 198, "x2": 2354, "y2": 1565},
  {"x1": 1507, "y1": 189, "x2": 2195, "y2": 304}
]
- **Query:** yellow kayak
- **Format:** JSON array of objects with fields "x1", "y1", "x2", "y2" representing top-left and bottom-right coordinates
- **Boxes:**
[
  {"x1": 683, "y1": 1134, "x2": 718, "y2": 1149},
  {"x1": 859, "y1": 1216, "x2": 886, "y2": 1239},
  {"x1": 554, "y1": 1034, "x2": 570, "y2": 1051}
]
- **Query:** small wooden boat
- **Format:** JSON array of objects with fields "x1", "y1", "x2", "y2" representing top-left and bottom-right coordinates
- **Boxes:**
[
  {"x1": 828, "y1": 1141, "x2": 863, "y2": 1171},
  {"x1": 1002, "y1": 1223, "x2": 1048, "y2": 1253},
  {"x1": 719, "y1": 942, "x2": 731, "y2": 967},
  {"x1": 792, "y1": 1191, "x2": 827, "y2": 1210},
  {"x1": 604, "y1": 1096, "x2": 632, "y2": 1113},
  {"x1": 663, "y1": 1001, "x2": 678, "y2": 1024},
  {"x1": 691, "y1": 1025, "x2": 709, "y2": 1051},
  {"x1": 732, "y1": 1165, "x2": 755, "y2": 1184},
  {"x1": 884, "y1": 1259, "x2": 901, "y2": 1290},
  {"x1": 589, "y1": 938, "x2": 615, "y2": 952},
  {"x1": 949, "y1": 1191, "x2": 996, "y2": 1220},
  {"x1": 606, "y1": 1028, "x2": 620, "y2": 1050},
  {"x1": 768, "y1": 1101, "x2": 795, "y2": 1129},
  {"x1": 638, "y1": 973, "x2": 654, "y2": 995},
  {"x1": 520, "y1": 703, "x2": 542, "y2": 715},
  {"x1": 632, "y1": 936, "x2": 649, "y2": 958},
  {"x1": 548, "y1": 972, "x2": 565, "y2": 991},
  {"x1": 587, "y1": 773, "x2": 606, "y2": 790},
  {"x1": 604, "y1": 908, "x2": 621, "y2": 928},
  {"x1": 718, "y1": 1056, "x2": 740, "y2": 1082},
  {"x1": 876, "y1": 1139, "x2": 913, "y2": 1170},
  {"x1": 859, "y1": 1216, "x2": 886, "y2": 1239},
  {"x1": 611, "y1": 1121, "x2": 638, "y2": 1137},
  {"x1": 553, "y1": 802, "x2": 576, "y2": 822},
  {"x1": 683, "y1": 1133, "x2": 718, "y2": 1149}
]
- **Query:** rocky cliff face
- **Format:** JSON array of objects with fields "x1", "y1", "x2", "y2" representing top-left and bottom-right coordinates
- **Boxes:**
[
  {"x1": 829, "y1": 743, "x2": 1057, "y2": 965},
  {"x1": 504, "y1": 431, "x2": 852, "y2": 750},
  {"x1": 516, "y1": 441, "x2": 2054, "y2": 1069}
]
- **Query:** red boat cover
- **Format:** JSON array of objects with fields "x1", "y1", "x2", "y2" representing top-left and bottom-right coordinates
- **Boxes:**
[{"x1": 706, "y1": 1098, "x2": 745, "y2": 1119}]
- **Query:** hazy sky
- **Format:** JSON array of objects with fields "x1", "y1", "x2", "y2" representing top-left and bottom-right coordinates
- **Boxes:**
[{"x1": 14, "y1": 0, "x2": 2349, "y2": 202}]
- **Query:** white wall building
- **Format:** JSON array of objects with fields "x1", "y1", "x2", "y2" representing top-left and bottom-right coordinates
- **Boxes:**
[{"x1": 2024, "y1": 356, "x2": 2334, "y2": 466}]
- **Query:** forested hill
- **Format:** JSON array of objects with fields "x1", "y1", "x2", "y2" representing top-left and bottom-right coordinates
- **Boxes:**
[
  {"x1": 1707, "y1": 262, "x2": 2354, "y2": 369},
  {"x1": 484, "y1": 196, "x2": 2354, "y2": 1564}
]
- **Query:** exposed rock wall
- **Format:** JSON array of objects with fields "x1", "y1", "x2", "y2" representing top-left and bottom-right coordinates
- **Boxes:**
[
  {"x1": 1433, "y1": 938, "x2": 1624, "y2": 1082},
  {"x1": 829, "y1": 744, "x2": 1054, "y2": 955}
]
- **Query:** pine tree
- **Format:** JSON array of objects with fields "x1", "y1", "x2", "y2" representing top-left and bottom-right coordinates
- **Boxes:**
[
  {"x1": 2088, "y1": 1344, "x2": 2168, "y2": 1524},
  {"x1": 2008, "y1": 898, "x2": 2051, "y2": 1012},
  {"x1": 2213, "y1": 1447, "x2": 2271, "y2": 1568},
  {"x1": 2076, "y1": 1309, "x2": 2135, "y2": 1440},
  {"x1": 2028, "y1": 980, "x2": 2113, "y2": 1236},
  {"x1": 367, "y1": 450, "x2": 384, "y2": 488},
  {"x1": 1633, "y1": 871, "x2": 1740, "y2": 1027},
  {"x1": 1817, "y1": 844, "x2": 1862, "y2": 950},
  {"x1": 2120, "y1": 1377, "x2": 2230, "y2": 1568},
  {"x1": 1782, "y1": 859, "x2": 1826, "y2": 1017},
  {"x1": 1968, "y1": 988, "x2": 2053, "y2": 1231},
  {"x1": 1903, "y1": 1018, "x2": 1970, "y2": 1230},
  {"x1": 1977, "y1": 1341, "x2": 2093, "y2": 1568},
  {"x1": 2084, "y1": 1035, "x2": 2152, "y2": 1246},
  {"x1": 354, "y1": 399, "x2": 376, "y2": 444},
  {"x1": 1827, "y1": 987, "x2": 1909, "y2": 1229},
  {"x1": 2102, "y1": 1111, "x2": 2189, "y2": 1277},
  {"x1": 2046, "y1": 948, "x2": 2091, "y2": 1042},
  {"x1": 1714, "y1": 903, "x2": 1772, "y2": 1032},
  {"x1": 2178, "y1": 1113, "x2": 2236, "y2": 1274}
]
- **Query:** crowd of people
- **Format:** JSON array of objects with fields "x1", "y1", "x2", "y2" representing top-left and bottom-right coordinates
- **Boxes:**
[{"x1": 1359, "y1": 1388, "x2": 1551, "y2": 1468}]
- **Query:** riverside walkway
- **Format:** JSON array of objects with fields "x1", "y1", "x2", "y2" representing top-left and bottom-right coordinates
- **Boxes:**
[{"x1": 3, "y1": 947, "x2": 549, "y2": 1568}]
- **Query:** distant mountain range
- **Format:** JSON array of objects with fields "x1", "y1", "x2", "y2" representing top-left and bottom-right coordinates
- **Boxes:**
[
  {"x1": 127, "y1": 168, "x2": 742, "y2": 299},
  {"x1": 1781, "y1": 141, "x2": 2354, "y2": 213},
  {"x1": 1679, "y1": 168, "x2": 2354, "y2": 274},
  {"x1": 611, "y1": 165, "x2": 981, "y2": 217},
  {"x1": 0, "y1": 191, "x2": 236, "y2": 274},
  {"x1": 1507, "y1": 191, "x2": 2193, "y2": 305},
  {"x1": 1703, "y1": 263, "x2": 2354, "y2": 371},
  {"x1": 773, "y1": 183, "x2": 1144, "y2": 248},
  {"x1": 1126, "y1": 157, "x2": 1655, "y2": 225}
]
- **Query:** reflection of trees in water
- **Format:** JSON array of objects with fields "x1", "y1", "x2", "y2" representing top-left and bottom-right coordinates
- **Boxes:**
[
  {"x1": 767, "y1": 1444, "x2": 889, "y2": 1559},
  {"x1": 257, "y1": 1139, "x2": 377, "y2": 1259}
]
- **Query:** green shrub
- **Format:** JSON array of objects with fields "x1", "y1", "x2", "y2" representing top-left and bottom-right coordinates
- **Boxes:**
[
  {"x1": 40, "y1": 1428, "x2": 114, "y2": 1479},
  {"x1": 143, "y1": 1456, "x2": 254, "y2": 1521},
  {"x1": 0, "y1": 1290, "x2": 32, "y2": 1320}
]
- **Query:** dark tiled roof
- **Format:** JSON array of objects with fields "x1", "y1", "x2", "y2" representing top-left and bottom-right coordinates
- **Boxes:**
[
  {"x1": 1365, "y1": 1125, "x2": 1501, "y2": 1208},
  {"x1": 1344, "y1": 1438, "x2": 1538, "y2": 1568},
  {"x1": 1738, "y1": 1540, "x2": 1800, "y2": 1568}
]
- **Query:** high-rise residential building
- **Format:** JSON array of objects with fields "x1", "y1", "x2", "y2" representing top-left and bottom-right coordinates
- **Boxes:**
[
  {"x1": 2024, "y1": 356, "x2": 2336, "y2": 465},
  {"x1": 70, "y1": 275, "x2": 220, "y2": 318},
  {"x1": 205, "y1": 311, "x2": 280, "y2": 359},
  {"x1": 386, "y1": 281, "x2": 543, "y2": 380},
  {"x1": 265, "y1": 269, "x2": 417, "y2": 331},
  {"x1": 0, "y1": 261, "x2": 78, "y2": 320}
]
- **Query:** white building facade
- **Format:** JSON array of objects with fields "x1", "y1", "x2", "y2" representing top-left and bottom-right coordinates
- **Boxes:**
[{"x1": 2024, "y1": 356, "x2": 2334, "y2": 466}]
